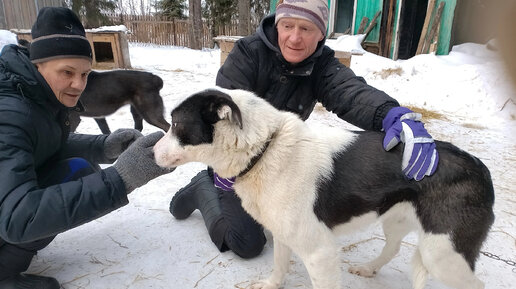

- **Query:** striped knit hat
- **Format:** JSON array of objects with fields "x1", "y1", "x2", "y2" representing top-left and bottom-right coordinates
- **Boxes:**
[
  {"x1": 275, "y1": 0, "x2": 329, "y2": 35},
  {"x1": 30, "y1": 7, "x2": 92, "y2": 63}
]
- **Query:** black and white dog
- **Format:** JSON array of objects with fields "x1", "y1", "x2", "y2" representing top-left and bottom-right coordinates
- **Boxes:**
[{"x1": 154, "y1": 87, "x2": 494, "y2": 289}]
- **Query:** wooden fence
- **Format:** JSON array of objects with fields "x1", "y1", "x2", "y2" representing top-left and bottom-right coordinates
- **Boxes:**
[{"x1": 109, "y1": 14, "x2": 240, "y2": 48}]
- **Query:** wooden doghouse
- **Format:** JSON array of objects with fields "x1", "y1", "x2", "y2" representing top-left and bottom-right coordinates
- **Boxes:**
[
  {"x1": 86, "y1": 30, "x2": 132, "y2": 69},
  {"x1": 213, "y1": 35, "x2": 352, "y2": 68},
  {"x1": 12, "y1": 29, "x2": 131, "y2": 70},
  {"x1": 213, "y1": 36, "x2": 243, "y2": 67}
]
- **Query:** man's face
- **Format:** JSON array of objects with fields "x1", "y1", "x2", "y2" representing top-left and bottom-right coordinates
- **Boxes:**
[
  {"x1": 36, "y1": 58, "x2": 92, "y2": 107},
  {"x1": 277, "y1": 18, "x2": 325, "y2": 65}
]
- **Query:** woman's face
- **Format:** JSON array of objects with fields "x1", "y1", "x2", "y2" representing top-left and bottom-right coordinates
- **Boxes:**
[
  {"x1": 37, "y1": 58, "x2": 91, "y2": 107},
  {"x1": 276, "y1": 18, "x2": 325, "y2": 65}
]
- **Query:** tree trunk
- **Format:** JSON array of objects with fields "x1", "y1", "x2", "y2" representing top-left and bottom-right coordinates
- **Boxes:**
[
  {"x1": 189, "y1": 0, "x2": 202, "y2": 50},
  {"x1": 84, "y1": 0, "x2": 101, "y2": 28},
  {"x1": 238, "y1": 0, "x2": 250, "y2": 35},
  {"x1": 140, "y1": 0, "x2": 145, "y2": 15}
]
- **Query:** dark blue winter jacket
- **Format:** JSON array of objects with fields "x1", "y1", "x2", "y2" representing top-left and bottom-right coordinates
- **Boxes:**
[
  {"x1": 217, "y1": 14, "x2": 399, "y2": 131},
  {"x1": 0, "y1": 44, "x2": 128, "y2": 244}
]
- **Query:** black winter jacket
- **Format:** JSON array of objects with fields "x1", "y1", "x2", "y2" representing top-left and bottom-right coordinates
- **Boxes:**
[
  {"x1": 216, "y1": 14, "x2": 399, "y2": 131},
  {"x1": 0, "y1": 45, "x2": 128, "y2": 244}
]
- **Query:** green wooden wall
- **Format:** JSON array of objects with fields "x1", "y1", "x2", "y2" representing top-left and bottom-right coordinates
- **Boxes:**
[
  {"x1": 435, "y1": 0, "x2": 456, "y2": 55},
  {"x1": 354, "y1": 0, "x2": 383, "y2": 43}
]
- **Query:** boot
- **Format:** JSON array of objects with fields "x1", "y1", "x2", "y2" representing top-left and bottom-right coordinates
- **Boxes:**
[
  {"x1": 0, "y1": 274, "x2": 60, "y2": 289},
  {"x1": 170, "y1": 170, "x2": 223, "y2": 230}
]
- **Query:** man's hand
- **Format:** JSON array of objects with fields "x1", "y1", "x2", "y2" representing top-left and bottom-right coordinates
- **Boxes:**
[
  {"x1": 383, "y1": 107, "x2": 439, "y2": 181},
  {"x1": 104, "y1": 129, "x2": 143, "y2": 159}
]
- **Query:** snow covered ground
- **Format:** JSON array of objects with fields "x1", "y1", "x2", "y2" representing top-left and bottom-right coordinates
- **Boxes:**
[{"x1": 1, "y1": 31, "x2": 515, "y2": 288}]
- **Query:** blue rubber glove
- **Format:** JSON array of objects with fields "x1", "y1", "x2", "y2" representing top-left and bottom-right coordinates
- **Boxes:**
[
  {"x1": 382, "y1": 107, "x2": 439, "y2": 181},
  {"x1": 213, "y1": 172, "x2": 235, "y2": 191}
]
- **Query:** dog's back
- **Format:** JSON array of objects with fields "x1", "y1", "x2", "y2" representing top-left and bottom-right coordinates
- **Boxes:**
[
  {"x1": 80, "y1": 70, "x2": 163, "y2": 116},
  {"x1": 313, "y1": 131, "x2": 494, "y2": 269}
]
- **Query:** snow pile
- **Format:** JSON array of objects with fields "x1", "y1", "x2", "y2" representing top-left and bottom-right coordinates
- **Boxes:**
[{"x1": 0, "y1": 30, "x2": 18, "y2": 53}]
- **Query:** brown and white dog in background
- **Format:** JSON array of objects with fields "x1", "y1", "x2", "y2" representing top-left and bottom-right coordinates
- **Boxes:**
[{"x1": 154, "y1": 87, "x2": 494, "y2": 289}]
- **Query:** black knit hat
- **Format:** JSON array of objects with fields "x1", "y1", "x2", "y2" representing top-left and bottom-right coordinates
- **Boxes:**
[{"x1": 30, "y1": 7, "x2": 92, "y2": 63}]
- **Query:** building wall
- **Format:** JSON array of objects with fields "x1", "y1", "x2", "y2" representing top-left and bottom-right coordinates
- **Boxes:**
[
  {"x1": 452, "y1": 0, "x2": 510, "y2": 46},
  {"x1": 1, "y1": 0, "x2": 65, "y2": 30},
  {"x1": 354, "y1": 0, "x2": 383, "y2": 42},
  {"x1": 435, "y1": 0, "x2": 456, "y2": 55},
  {"x1": 387, "y1": 0, "x2": 455, "y2": 58}
]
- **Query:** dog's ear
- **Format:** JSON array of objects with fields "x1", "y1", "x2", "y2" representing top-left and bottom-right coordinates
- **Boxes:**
[
  {"x1": 198, "y1": 89, "x2": 243, "y2": 129},
  {"x1": 17, "y1": 39, "x2": 31, "y2": 50},
  {"x1": 217, "y1": 102, "x2": 243, "y2": 129}
]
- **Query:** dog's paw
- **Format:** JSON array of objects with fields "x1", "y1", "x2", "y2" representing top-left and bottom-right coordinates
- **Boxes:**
[
  {"x1": 348, "y1": 265, "x2": 377, "y2": 278},
  {"x1": 249, "y1": 280, "x2": 279, "y2": 289}
]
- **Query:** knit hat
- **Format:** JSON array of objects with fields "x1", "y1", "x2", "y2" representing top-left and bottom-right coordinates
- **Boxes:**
[
  {"x1": 30, "y1": 7, "x2": 92, "y2": 63},
  {"x1": 275, "y1": 0, "x2": 329, "y2": 35}
]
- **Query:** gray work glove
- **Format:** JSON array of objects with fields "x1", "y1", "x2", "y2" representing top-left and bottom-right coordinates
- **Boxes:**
[
  {"x1": 104, "y1": 129, "x2": 143, "y2": 159},
  {"x1": 113, "y1": 131, "x2": 174, "y2": 193}
]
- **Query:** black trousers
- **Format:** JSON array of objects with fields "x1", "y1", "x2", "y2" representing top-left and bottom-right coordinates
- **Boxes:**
[
  {"x1": 207, "y1": 181, "x2": 267, "y2": 259},
  {"x1": 0, "y1": 158, "x2": 98, "y2": 279}
]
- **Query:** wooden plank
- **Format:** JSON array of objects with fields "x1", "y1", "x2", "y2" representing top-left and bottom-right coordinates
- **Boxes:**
[
  {"x1": 354, "y1": 0, "x2": 383, "y2": 41},
  {"x1": 435, "y1": 0, "x2": 457, "y2": 55},
  {"x1": 416, "y1": 0, "x2": 437, "y2": 55},
  {"x1": 362, "y1": 11, "x2": 381, "y2": 44},
  {"x1": 382, "y1": 0, "x2": 396, "y2": 57},
  {"x1": 357, "y1": 17, "x2": 369, "y2": 34},
  {"x1": 428, "y1": 18, "x2": 441, "y2": 54},
  {"x1": 334, "y1": 50, "x2": 352, "y2": 67},
  {"x1": 426, "y1": 2, "x2": 445, "y2": 54}
]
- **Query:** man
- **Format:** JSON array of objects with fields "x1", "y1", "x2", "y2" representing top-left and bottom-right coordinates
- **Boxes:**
[
  {"x1": 0, "y1": 7, "x2": 171, "y2": 289},
  {"x1": 170, "y1": 0, "x2": 439, "y2": 259}
]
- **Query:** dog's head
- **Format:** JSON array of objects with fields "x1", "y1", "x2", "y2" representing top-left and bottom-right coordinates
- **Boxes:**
[
  {"x1": 154, "y1": 87, "x2": 277, "y2": 177},
  {"x1": 168, "y1": 88, "x2": 242, "y2": 147}
]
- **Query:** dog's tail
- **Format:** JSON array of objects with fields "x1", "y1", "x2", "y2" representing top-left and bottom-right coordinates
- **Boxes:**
[
  {"x1": 411, "y1": 249, "x2": 428, "y2": 288},
  {"x1": 150, "y1": 74, "x2": 164, "y2": 91}
]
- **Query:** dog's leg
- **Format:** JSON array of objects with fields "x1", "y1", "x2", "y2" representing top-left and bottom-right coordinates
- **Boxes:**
[
  {"x1": 68, "y1": 111, "x2": 81, "y2": 132},
  {"x1": 131, "y1": 95, "x2": 171, "y2": 132},
  {"x1": 130, "y1": 106, "x2": 144, "y2": 131},
  {"x1": 411, "y1": 248, "x2": 428, "y2": 289},
  {"x1": 418, "y1": 234, "x2": 485, "y2": 289},
  {"x1": 302, "y1": 250, "x2": 340, "y2": 288},
  {"x1": 250, "y1": 239, "x2": 291, "y2": 289},
  {"x1": 94, "y1": 118, "x2": 111, "y2": 134},
  {"x1": 349, "y1": 216, "x2": 412, "y2": 277},
  {"x1": 300, "y1": 238, "x2": 341, "y2": 289}
]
